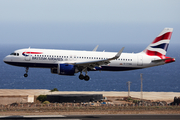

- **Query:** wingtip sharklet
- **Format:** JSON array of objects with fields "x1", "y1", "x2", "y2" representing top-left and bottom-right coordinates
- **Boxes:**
[
  {"x1": 108, "y1": 47, "x2": 124, "y2": 60},
  {"x1": 115, "y1": 47, "x2": 125, "y2": 58},
  {"x1": 93, "y1": 45, "x2": 99, "y2": 51}
]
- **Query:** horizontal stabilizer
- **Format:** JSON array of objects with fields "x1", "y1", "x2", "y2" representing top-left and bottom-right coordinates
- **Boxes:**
[{"x1": 152, "y1": 57, "x2": 175, "y2": 63}]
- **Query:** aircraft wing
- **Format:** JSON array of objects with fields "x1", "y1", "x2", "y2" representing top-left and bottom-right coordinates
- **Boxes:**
[{"x1": 73, "y1": 47, "x2": 124, "y2": 70}]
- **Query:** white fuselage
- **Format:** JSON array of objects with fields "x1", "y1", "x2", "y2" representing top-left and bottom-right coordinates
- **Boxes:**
[{"x1": 4, "y1": 48, "x2": 164, "y2": 71}]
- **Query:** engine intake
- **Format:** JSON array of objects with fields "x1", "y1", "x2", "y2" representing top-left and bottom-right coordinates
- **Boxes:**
[{"x1": 58, "y1": 64, "x2": 75, "y2": 75}]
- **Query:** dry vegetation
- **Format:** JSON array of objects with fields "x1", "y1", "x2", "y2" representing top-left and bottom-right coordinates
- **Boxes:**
[{"x1": 0, "y1": 96, "x2": 179, "y2": 115}]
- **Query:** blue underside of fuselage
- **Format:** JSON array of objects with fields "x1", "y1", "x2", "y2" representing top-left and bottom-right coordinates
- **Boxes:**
[{"x1": 4, "y1": 62, "x2": 141, "y2": 71}]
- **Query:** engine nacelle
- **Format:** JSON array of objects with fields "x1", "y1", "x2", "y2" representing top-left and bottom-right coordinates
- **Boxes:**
[
  {"x1": 51, "y1": 64, "x2": 78, "y2": 75},
  {"x1": 58, "y1": 64, "x2": 75, "y2": 75}
]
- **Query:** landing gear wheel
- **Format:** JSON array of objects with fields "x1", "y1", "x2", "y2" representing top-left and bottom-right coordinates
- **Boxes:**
[
  {"x1": 84, "y1": 75, "x2": 90, "y2": 81},
  {"x1": 79, "y1": 74, "x2": 84, "y2": 80},
  {"x1": 24, "y1": 67, "x2": 29, "y2": 77},
  {"x1": 24, "y1": 73, "x2": 28, "y2": 77}
]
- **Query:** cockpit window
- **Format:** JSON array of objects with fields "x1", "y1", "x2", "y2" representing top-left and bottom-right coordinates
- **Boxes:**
[
  {"x1": 10, "y1": 53, "x2": 19, "y2": 56},
  {"x1": 10, "y1": 53, "x2": 16, "y2": 55}
]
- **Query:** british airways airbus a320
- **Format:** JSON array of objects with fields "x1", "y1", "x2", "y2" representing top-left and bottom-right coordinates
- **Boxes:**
[{"x1": 3, "y1": 28, "x2": 175, "y2": 81}]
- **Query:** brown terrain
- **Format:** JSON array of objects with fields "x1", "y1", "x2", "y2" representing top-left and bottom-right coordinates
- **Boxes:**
[{"x1": 0, "y1": 89, "x2": 180, "y2": 115}]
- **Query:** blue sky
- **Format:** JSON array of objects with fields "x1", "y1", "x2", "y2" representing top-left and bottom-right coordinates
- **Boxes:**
[{"x1": 0, "y1": 0, "x2": 180, "y2": 45}]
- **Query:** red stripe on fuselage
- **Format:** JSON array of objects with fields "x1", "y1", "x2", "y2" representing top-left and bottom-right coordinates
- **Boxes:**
[
  {"x1": 23, "y1": 52, "x2": 43, "y2": 54},
  {"x1": 152, "y1": 32, "x2": 172, "y2": 43}
]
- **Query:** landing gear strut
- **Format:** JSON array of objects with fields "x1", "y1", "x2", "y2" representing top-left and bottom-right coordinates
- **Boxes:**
[
  {"x1": 79, "y1": 71, "x2": 90, "y2": 81},
  {"x1": 24, "y1": 67, "x2": 29, "y2": 77}
]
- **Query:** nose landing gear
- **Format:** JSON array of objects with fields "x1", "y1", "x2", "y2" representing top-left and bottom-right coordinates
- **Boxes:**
[{"x1": 24, "y1": 67, "x2": 29, "y2": 77}]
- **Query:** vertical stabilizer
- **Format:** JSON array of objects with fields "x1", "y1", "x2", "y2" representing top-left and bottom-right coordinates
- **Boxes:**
[{"x1": 143, "y1": 28, "x2": 173, "y2": 57}]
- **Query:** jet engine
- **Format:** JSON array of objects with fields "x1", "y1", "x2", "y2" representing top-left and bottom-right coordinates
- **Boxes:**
[{"x1": 51, "y1": 64, "x2": 78, "y2": 75}]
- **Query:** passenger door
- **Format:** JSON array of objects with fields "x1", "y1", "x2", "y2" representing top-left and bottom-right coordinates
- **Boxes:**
[
  {"x1": 137, "y1": 55, "x2": 143, "y2": 66},
  {"x1": 24, "y1": 52, "x2": 31, "y2": 61}
]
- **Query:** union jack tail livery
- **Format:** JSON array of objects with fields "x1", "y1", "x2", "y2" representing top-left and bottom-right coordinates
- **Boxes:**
[
  {"x1": 142, "y1": 28, "x2": 174, "y2": 63},
  {"x1": 143, "y1": 28, "x2": 173, "y2": 56}
]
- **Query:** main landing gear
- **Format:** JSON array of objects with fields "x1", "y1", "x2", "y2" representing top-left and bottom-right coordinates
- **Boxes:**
[
  {"x1": 24, "y1": 67, "x2": 29, "y2": 77},
  {"x1": 79, "y1": 72, "x2": 90, "y2": 81}
]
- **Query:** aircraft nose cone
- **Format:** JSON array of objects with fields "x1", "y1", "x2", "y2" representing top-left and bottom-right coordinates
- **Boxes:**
[
  {"x1": 3, "y1": 57, "x2": 8, "y2": 63},
  {"x1": 3, "y1": 56, "x2": 11, "y2": 63}
]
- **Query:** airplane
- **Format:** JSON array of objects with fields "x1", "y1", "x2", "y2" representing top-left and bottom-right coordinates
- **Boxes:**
[{"x1": 3, "y1": 28, "x2": 175, "y2": 81}]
